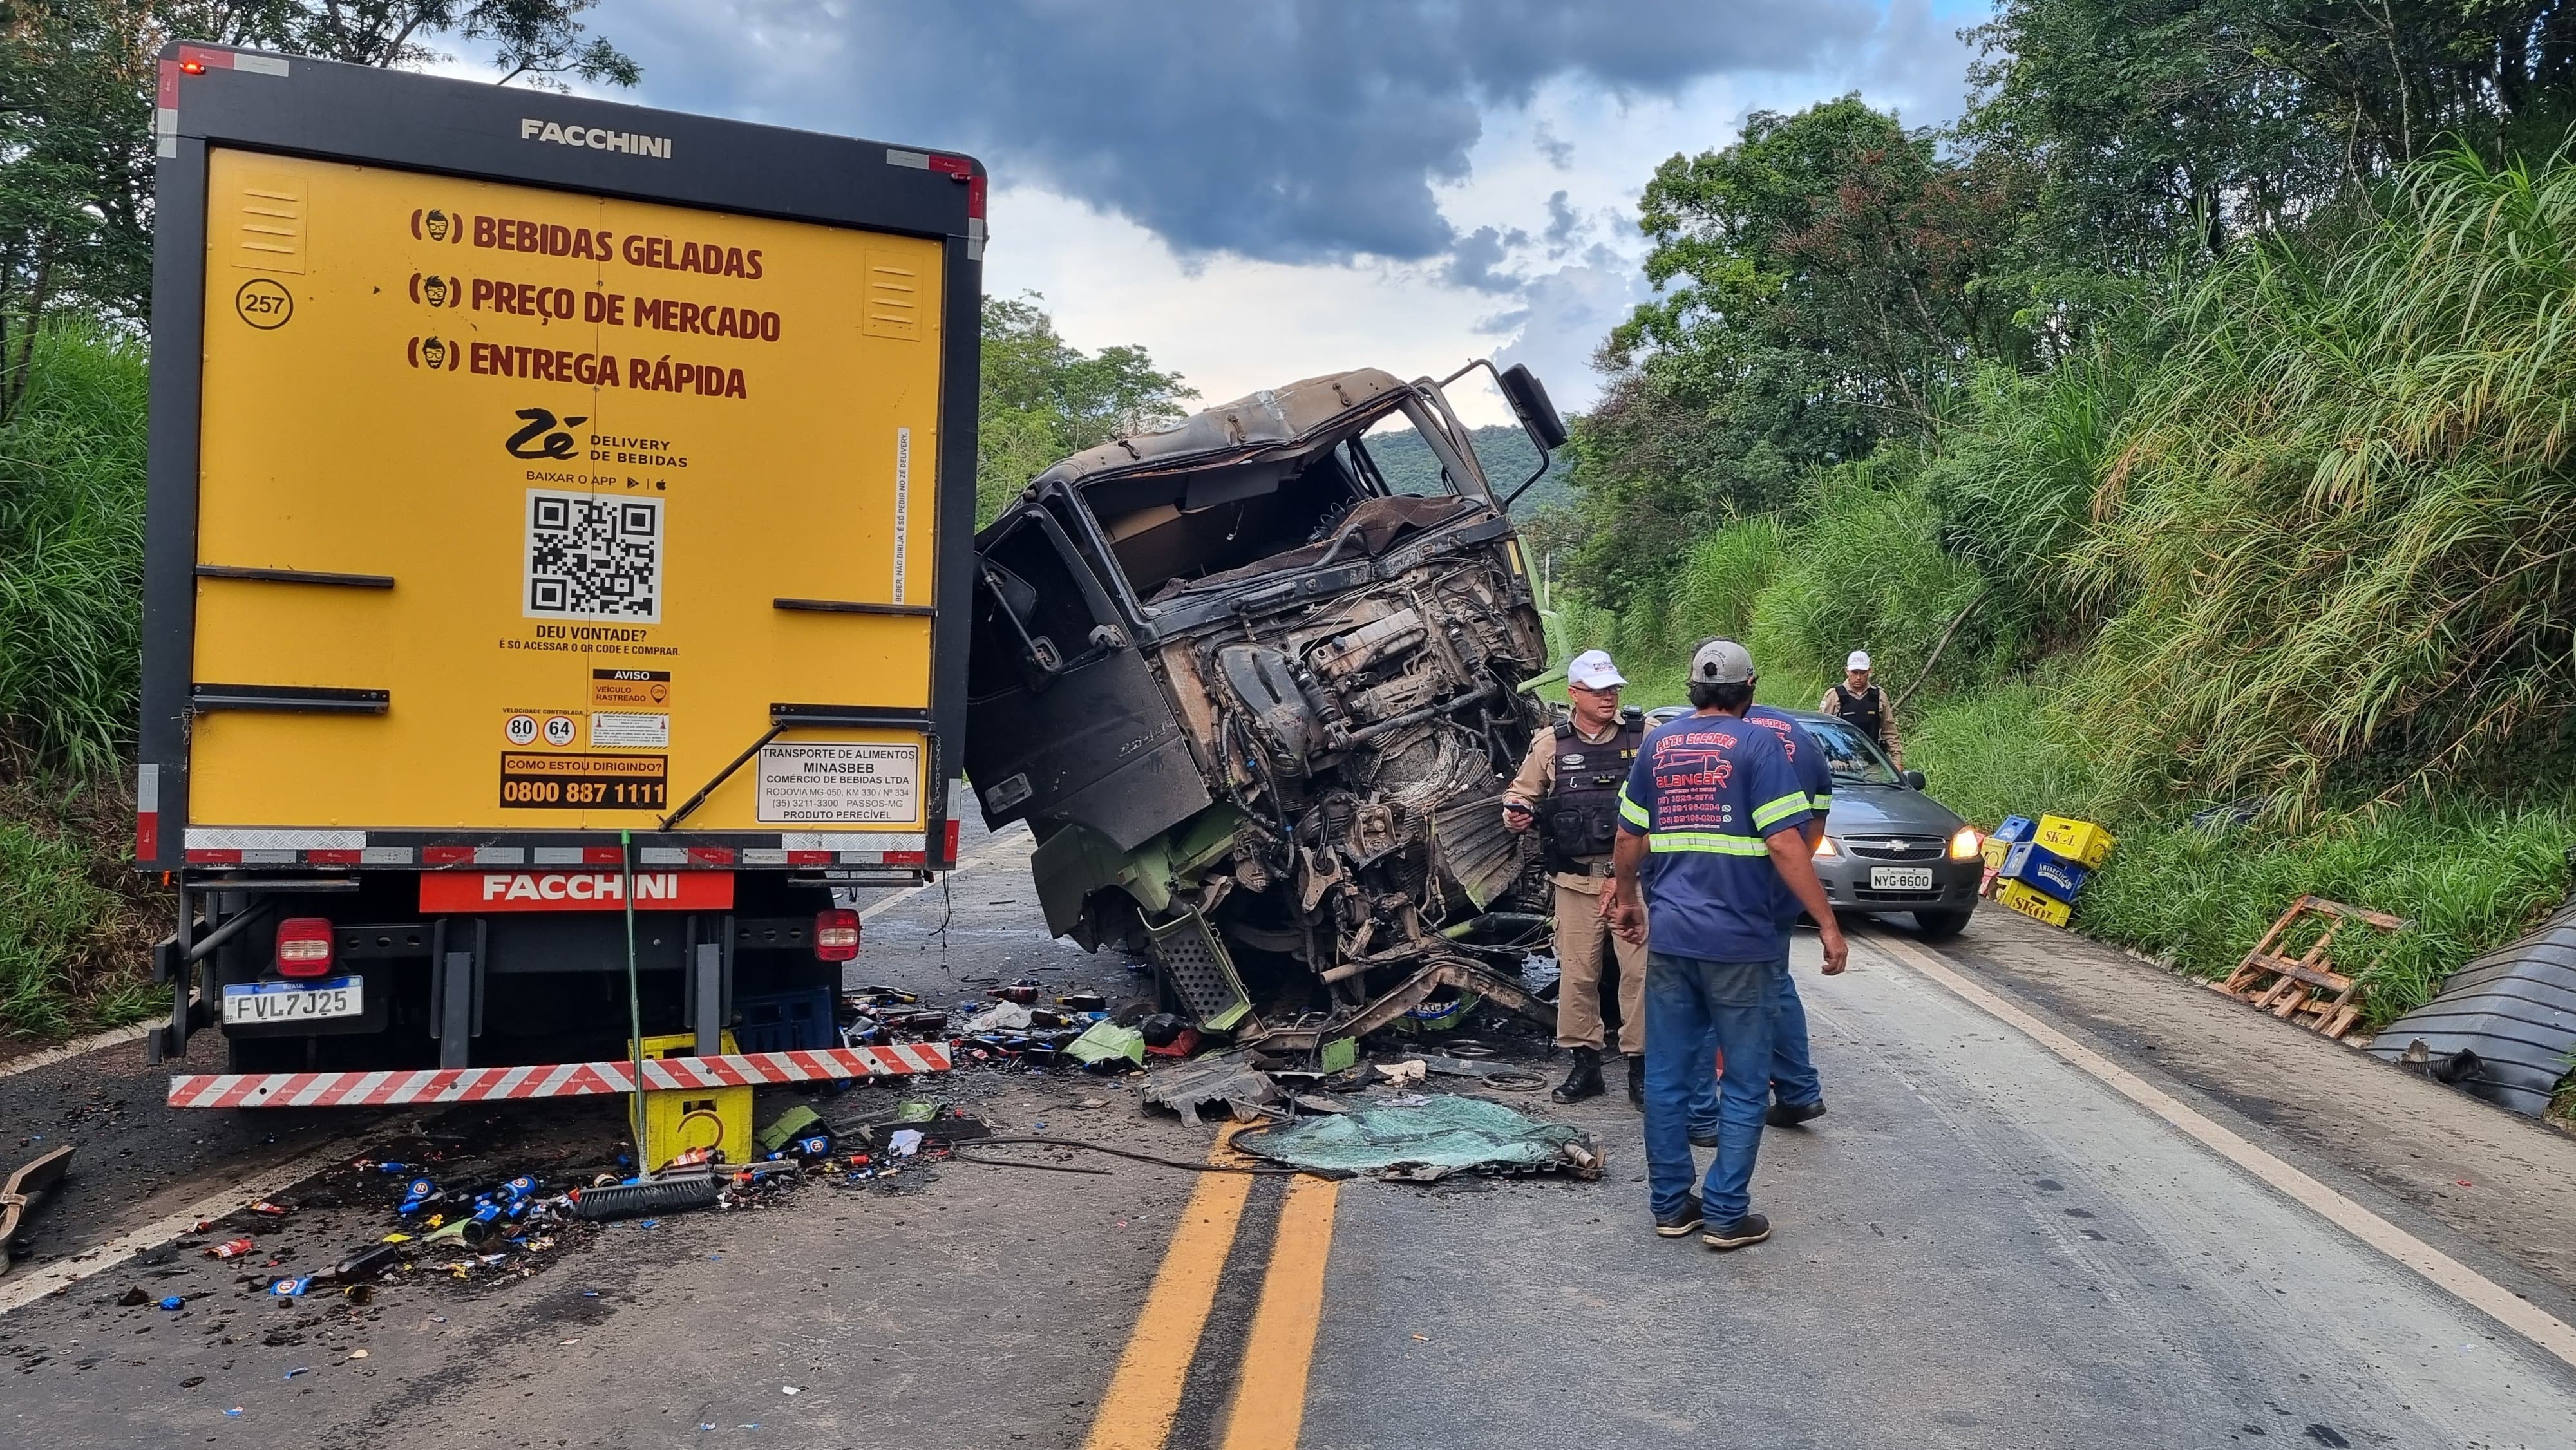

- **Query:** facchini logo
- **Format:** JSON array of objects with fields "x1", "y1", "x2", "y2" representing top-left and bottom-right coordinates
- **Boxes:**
[
  {"x1": 417, "y1": 870, "x2": 732, "y2": 913},
  {"x1": 519, "y1": 118, "x2": 672, "y2": 159}
]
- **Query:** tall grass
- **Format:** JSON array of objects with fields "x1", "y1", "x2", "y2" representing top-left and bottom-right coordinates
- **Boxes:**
[
  {"x1": 1747, "y1": 464, "x2": 1998, "y2": 704},
  {"x1": 2069, "y1": 147, "x2": 2576, "y2": 817},
  {"x1": 0, "y1": 798, "x2": 158, "y2": 1040},
  {"x1": 1904, "y1": 684, "x2": 2106, "y2": 829},
  {"x1": 0, "y1": 323, "x2": 148, "y2": 779},
  {"x1": 1921, "y1": 355, "x2": 2132, "y2": 652},
  {"x1": 0, "y1": 326, "x2": 156, "y2": 1040},
  {"x1": 1670, "y1": 515, "x2": 1785, "y2": 645},
  {"x1": 1907, "y1": 681, "x2": 2575, "y2": 1028},
  {"x1": 2075, "y1": 803, "x2": 2575, "y2": 1026}
]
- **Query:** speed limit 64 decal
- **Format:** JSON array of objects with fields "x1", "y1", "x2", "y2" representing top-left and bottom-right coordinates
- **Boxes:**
[{"x1": 499, "y1": 751, "x2": 667, "y2": 809}]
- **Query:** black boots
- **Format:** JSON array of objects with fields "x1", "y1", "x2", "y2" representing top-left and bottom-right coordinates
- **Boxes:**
[
  {"x1": 1551, "y1": 1046, "x2": 1605, "y2": 1102},
  {"x1": 1627, "y1": 1054, "x2": 1646, "y2": 1107}
]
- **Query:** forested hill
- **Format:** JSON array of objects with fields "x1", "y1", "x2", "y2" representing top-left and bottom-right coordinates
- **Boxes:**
[{"x1": 1364, "y1": 423, "x2": 1567, "y2": 515}]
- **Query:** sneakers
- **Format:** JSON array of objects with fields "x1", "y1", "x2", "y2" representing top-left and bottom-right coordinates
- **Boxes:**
[
  {"x1": 1703, "y1": 1212, "x2": 1772, "y2": 1250},
  {"x1": 1766, "y1": 1100, "x2": 1827, "y2": 1129},
  {"x1": 1688, "y1": 1126, "x2": 1721, "y2": 1149},
  {"x1": 1626, "y1": 1054, "x2": 1646, "y2": 1107},
  {"x1": 1653, "y1": 1194, "x2": 1705, "y2": 1237},
  {"x1": 1551, "y1": 1046, "x2": 1605, "y2": 1104}
]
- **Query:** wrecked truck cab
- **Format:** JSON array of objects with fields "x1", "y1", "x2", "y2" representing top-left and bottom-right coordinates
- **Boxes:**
[{"x1": 966, "y1": 365, "x2": 1563, "y2": 1041}]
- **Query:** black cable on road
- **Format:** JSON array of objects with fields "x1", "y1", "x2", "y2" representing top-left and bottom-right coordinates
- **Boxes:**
[{"x1": 962, "y1": 1135, "x2": 1334, "y2": 1178}]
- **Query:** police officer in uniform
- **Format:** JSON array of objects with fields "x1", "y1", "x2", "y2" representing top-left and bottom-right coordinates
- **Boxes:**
[
  {"x1": 1819, "y1": 650, "x2": 1902, "y2": 768},
  {"x1": 1503, "y1": 649, "x2": 1651, "y2": 1104}
]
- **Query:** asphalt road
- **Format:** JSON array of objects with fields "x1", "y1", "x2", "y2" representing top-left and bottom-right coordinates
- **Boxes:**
[{"x1": 5, "y1": 815, "x2": 2575, "y2": 1449}]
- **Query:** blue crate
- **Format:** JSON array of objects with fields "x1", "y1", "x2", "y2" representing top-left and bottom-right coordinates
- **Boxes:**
[
  {"x1": 1993, "y1": 815, "x2": 2039, "y2": 845},
  {"x1": 2000, "y1": 840, "x2": 2090, "y2": 905},
  {"x1": 732, "y1": 986, "x2": 837, "y2": 1053}
]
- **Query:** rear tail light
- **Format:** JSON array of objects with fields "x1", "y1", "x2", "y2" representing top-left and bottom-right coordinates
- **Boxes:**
[
  {"x1": 276, "y1": 918, "x2": 336, "y2": 977},
  {"x1": 814, "y1": 909, "x2": 860, "y2": 962}
]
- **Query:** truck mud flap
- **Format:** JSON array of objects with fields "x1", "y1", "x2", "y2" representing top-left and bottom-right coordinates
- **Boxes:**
[{"x1": 1145, "y1": 907, "x2": 1253, "y2": 1031}]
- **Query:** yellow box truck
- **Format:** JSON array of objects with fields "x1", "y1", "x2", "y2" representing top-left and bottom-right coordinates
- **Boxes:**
[{"x1": 138, "y1": 45, "x2": 981, "y2": 1104}]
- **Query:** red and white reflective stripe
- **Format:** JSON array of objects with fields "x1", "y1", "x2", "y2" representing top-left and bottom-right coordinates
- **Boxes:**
[
  {"x1": 167, "y1": 1043, "x2": 950, "y2": 1109},
  {"x1": 170, "y1": 829, "x2": 944, "y2": 869}
]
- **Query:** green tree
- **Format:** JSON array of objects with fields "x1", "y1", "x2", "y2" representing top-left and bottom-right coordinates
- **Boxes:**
[
  {"x1": 977, "y1": 292, "x2": 1195, "y2": 524},
  {"x1": 176, "y1": 1, "x2": 639, "y2": 88},
  {"x1": 0, "y1": 1, "x2": 156, "y2": 420},
  {"x1": 1964, "y1": 1, "x2": 2576, "y2": 323},
  {"x1": 0, "y1": 1, "x2": 638, "y2": 424},
  {"x1": 1562, "y1": 96, "x2": 2018, "y2": 606}
]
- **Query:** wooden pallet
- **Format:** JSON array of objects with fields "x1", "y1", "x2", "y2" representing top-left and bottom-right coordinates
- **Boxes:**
[{"x1": 2211, "y1": 895, "x2": 2412, "y2": 1039}]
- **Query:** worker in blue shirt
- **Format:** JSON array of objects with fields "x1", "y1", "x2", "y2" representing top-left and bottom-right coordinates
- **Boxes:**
[
  {"x1": 1744, "y1": 699, "x2": 1832, "y2": 1128},
  {"x1": 1673, "y1": 693, "x2": 1835, "y2": 1144},
  {"x1": 1607, "y1": 639, "x2": 1847, "y2": 1249}
]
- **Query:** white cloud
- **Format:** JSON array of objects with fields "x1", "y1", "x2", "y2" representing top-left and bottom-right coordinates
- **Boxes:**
[{"x1": 589, "y1": 1, "x2": 1993, "y2": 424}]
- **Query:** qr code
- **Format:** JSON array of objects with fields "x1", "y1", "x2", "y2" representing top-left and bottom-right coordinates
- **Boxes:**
[{"x1": 524, "y1": 491, "x2": 661, "y2": 623}]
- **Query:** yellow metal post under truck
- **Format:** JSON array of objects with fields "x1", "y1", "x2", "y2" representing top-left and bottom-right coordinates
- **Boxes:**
[{"x1": 137, "y1": 46, "x2": 981, "y2": 1112}]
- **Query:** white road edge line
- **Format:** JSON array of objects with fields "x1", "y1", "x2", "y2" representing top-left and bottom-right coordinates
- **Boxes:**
[
  {"x1": 0, "y1": 1133, "x2": 366, "y2": 1318},
  {"x1": 0, "y1": 1022, "x2": 153, "y2": 1081},
  {"x1": 1865, "y1": 928, "x2": 2576, "y2": 1373}
]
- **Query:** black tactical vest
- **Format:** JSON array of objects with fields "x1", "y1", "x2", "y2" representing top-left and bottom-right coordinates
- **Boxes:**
[
  {"x1": 1829, "y1": 683, "x2": 1885, "y2": 742},
  {"x1": 1542, "y1": 708, "x2": 1645, "y2": 870}
]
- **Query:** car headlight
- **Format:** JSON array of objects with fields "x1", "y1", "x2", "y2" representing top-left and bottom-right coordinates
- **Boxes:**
[
  {"x1": 1815, "y1": 836, "x2": 1840, "y2": 858},
  {"x1": 1947, "y1": 825, "x2": 1983, "y2": 861}
]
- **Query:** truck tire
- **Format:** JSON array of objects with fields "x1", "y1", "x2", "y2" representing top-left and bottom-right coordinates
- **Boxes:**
[{"x1": 1913, "y1": 908, "x2": 1972, "y2": 941}]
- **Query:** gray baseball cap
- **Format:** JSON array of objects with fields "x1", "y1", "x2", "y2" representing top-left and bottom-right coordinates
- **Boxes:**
[{"x1": 1691, "y1": 638, "x2": 1756, "y2": 684}]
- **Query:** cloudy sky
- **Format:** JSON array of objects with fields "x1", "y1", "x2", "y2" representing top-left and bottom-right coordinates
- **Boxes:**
[{"x1": 573, "y1": 1, "x2": 1991, "y2": 424}]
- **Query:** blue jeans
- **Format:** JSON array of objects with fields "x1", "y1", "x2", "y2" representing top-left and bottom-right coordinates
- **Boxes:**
[
  {"x1": 1686, "y1": 970, "x2": 1820, "y2": 1136},
  {"x1": 1645, "y1": 951, "x2": 1785, "y2": 1224}
]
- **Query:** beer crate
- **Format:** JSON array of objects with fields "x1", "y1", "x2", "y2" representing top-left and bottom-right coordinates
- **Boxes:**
[
  {"x1": 2000, "y1": 840, "x2": 2090, "y2": 905},
  {"x1": 1994, "y1": 880, "x2": 2073, "y2": 928},
  {"x1": 2036, "y1": 814, "x2": 2116, "y2": 868}
]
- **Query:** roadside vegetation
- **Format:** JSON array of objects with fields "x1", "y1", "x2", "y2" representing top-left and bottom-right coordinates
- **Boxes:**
[
  {"x1": 0, "y1": 325, "x2": 164, "y2": 1039},
  {"x1": 1543, "y1": 2, "x2": 2576, "y2": 1069}
]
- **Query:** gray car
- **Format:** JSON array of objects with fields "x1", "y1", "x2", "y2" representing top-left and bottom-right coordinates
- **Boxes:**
[{"x1": 1643, "y1": 705, "x2": 1983, "y2": 937}]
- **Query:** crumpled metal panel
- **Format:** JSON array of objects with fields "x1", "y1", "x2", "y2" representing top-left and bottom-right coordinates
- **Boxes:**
[
  {"x1": 1029, "y1": 369, "x2": 1408, "y2": 489},
  {"x1": 2365, "y1": 901, "x2": 2576, "y2": 1116}
]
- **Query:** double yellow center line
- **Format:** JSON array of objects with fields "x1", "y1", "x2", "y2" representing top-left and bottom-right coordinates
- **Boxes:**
[{"x1": 1082, "y1": 1131, "x2": 1341, "y2": 1450}]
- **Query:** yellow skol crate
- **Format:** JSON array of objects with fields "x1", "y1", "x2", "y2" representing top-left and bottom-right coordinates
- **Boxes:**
[
  {"x1": 631, "y1": 1030, "x2": 752, "y2": 1172},
  {"x1": 1981, "y1": 835, "x2": 2011, "y2": 871},
  {"x1": 2035, "y1": 815, "x2": 2117, "y2": 869},
  {"x1": 1994, "y1": 880, "x2": 2073, "y2": 928}
]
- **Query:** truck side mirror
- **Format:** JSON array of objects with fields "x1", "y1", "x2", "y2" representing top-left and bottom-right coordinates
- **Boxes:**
[{"x1": 1498, "y1": 363, "x2": 1569, "y2": 450}]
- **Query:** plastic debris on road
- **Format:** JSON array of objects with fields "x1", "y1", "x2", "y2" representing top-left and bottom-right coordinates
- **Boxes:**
[
  {"x1": 1142, "y1": 1052, "x2": 1284, "y2": 1123},
  {"x1": 961, "y1": 1000, "x2": 1035, "y2": 1033},
  {"x1": 1238, "y1": 1094, "x2": 1602, "y2": 1182},
  {"x1": 756, "y1": 1106, "x2": 826, "y2": 1156},
  {"x1": 1066, "y1": 1020, "x2": 1146, "y2": 1068}
]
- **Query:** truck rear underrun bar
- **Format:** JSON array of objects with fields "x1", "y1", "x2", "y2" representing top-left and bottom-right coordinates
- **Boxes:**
[{"x1": 167, "y1": 1042, "x2": 951, "y2": 1109}]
